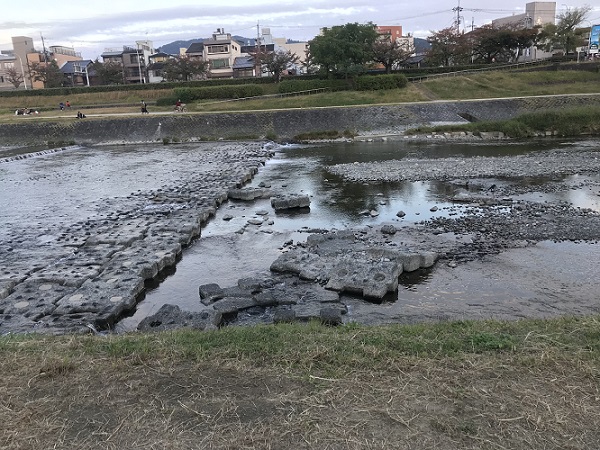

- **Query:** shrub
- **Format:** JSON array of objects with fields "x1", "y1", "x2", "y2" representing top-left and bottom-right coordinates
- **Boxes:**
[
  {"x1": 173, "y1": 85, "x2": 264, "y2": 102},
  {"x1": 278, "y1": 79, "x2": 350, "y2": 94},
  {"x1": 354, "y1": 74, "x2": 408, "y2": 90}
]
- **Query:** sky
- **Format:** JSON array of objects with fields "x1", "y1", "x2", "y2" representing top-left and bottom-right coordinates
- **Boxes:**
[{"x1": 1, "y1": 1, "x2": 599, "y2": 60}]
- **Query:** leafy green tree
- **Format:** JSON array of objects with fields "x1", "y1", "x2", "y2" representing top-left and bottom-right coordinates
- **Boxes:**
[
  {"x1": 426, "y1": 27, "x2": 470, "y2": 66},
  {"x1": 255, "y1": 50, "x2": 299, "y2": 82},
  {"x1": 309, "y1": 22, "x2": 379, "y2": 77},
  {"x1": 91, "y1": 60, "x2": 124, "y2": 85},
  {"x1": 163, "y1": 56, "x2": 209, "y2": 82},
  {"x1": 469, "y1": 25, "x2": 537, "y2": 63},
  {"x1": 371, "y1": 37, "x2": 415, "y2": 73},
  {"x1": 539, "y1": 6, "x2": 591, "y2": 54},
  {"x1": 29, "y1": 60, "x2": 63, "y2": 88}
]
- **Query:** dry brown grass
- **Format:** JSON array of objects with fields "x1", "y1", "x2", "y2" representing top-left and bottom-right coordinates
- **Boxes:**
[{"x1": 1, "y1": 319, "x2": 600, "y2": 449}]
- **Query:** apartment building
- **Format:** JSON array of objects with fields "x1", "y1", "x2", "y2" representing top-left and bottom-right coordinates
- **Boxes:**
[
  {"x1": 101, "y1": 40, "x2": 156, "y2": 83},
  {"x1": 492, "y1": 1, "x2": 556, "y2": 61},
  {"x1": 0, "y1": 53, "x2": 19, "y2": 90},
  {"x1": 202, "y1": 29, "x2": 242, "y2": 78}
]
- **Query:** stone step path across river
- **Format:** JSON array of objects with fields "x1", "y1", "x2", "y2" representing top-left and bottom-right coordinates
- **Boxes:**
[{"x1": 0, "y1": 142, "x2": 275, "y2": 334}]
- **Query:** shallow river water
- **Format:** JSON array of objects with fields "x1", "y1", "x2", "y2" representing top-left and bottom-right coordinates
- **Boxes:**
[
  {"x1": 2, "y1": 138, "x2": 599, "y2": 331},
  {"x1": 119, "y1": 138, "x2": 600, "y2": 330}
]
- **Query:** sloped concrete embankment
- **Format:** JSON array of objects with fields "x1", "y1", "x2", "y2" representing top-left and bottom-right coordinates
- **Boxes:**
[{"x1": 1, "y1": 94, "x2": 599, "y2": 147}]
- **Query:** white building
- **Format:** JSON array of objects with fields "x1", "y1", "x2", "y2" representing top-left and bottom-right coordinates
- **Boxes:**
[{"x1": 492, "y1": 2, "x2": 556, "y2": 61}]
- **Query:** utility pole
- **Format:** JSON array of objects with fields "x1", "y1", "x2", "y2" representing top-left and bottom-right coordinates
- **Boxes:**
[
  {"x1": 40, "y1": 32, "x2": 48, "y2": 62},
  {"x1": 255, "y1": 22, "x2": 261, "y2": 78},
  {"x1": 452, "y1": 0, "x2": 464, "y2": 33}
]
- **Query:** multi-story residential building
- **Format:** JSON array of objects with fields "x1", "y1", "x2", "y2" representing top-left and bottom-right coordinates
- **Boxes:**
[
  {"x1": 185, "y1": 42, "x2": 205, "y2": 60},
  {"x1": 11, "y1": 36, "x2": 35, "y2": 89},
  {"x1": 147, "y1": 51, "x2": 173, "y2": 83},
  {"x1": 101, "y1": 40, "x2": 156, "y2": 84},
  {"x1": 0, "y1": 53, "x2": 20, "y2": 90},
  {"x1": 60, "y1": 60, "x2": 95, "y2": 86},
  {"x1": 7, "y1": 37, "x2": 83, "y2": 89},
  {"x1": 376, "y1": 26, "x2": 415, "y2": 53},
  {"x1": 203, "y1": 29, "x2": 242, "y2": 78},
  {"x1": 492, "y1": 1, "x2": 556, "y2": 61}
]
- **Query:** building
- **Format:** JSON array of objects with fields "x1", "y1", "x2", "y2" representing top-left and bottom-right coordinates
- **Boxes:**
[
  {"x1": 60, "y1": 60, "x2": 95, "y2": 87},
  {"x1": 492, "y1": 1, "x2": 556, "y2": 61},
  {"x1": 0, "y1": 53, "x2": 20, "y2": 90},
  {"x1": 202, "y1": 29, "x2": 242, "y2": 78},
  {"x1": 492, "y1": 2, "x2": 556, "y2": 29},
  {"x1": 147, "y1": 51, "x2": 174, "y2": 83},
  {"x1": 7, "y1": 37, "x2": 83, "y2": 89},
  {"x1": 185, "y1": 42, "x2": 205, "y2": 60},
  {"x1": 101, "y1": 40, "x2": 156, "y2": 84},
  {"x1": 11, "y1": 36, "x2": 35, "y2": 89}
]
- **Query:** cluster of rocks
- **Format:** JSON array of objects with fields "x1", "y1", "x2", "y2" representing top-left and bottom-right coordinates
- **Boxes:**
[
  {"x1": 0, "y1": 142, "x2": 275, "y2": 334},
  {"x1": 139, "y1": 227, "x2": 439, "y2": 330},
  {"x1": 327, "y1": 148, "x2": 600, "y2": 183}
]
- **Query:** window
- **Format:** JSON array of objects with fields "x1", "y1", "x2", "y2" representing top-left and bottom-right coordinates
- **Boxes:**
[
  {"x1": 130, "y1": 54, "x2": 139, "y2": 64},
  {"x1": 0, "y1": 76, "x2": 4, "y2": 83},
  {"x1": 207, "y1": 45, "x2": 229, "y2": 54},
  {"x1": 210, "y1": 58, "x2": 230, "y2": 69}
]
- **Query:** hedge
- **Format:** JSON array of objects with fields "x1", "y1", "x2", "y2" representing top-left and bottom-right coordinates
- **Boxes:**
[
  {"x1": 354, "y1": 74, "x2": 408, "y2": 90},
  {"x1": 172, "y1": 84, "x2": 265, "y2": 102},
  {"x1": 278, "y1": 79, "x2": 350, "y2": 94},
  {"x1": 0, "y1": 77, "x2": 275, "y2": 98}
]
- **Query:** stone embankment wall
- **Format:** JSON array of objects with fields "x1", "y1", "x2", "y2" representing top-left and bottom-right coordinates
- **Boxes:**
[{"x1": 1, "y1": 94, "x2": 599, "y2": 146}]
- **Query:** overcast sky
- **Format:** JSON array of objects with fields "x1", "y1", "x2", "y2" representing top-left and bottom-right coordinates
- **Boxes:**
[{"x1": 1, "y1": 1, "x2": 598, "y2": 59}]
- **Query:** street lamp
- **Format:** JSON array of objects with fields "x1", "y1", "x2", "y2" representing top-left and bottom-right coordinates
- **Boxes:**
[{"x1": 14, "y1": 54, "x2": 28, "y2": 90}]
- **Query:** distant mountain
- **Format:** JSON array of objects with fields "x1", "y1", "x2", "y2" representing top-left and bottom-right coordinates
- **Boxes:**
[
  {"x1": 414, "y1": 37, "x2": 431, "y2": 55},
  {"x1": 158, "y1": 39, "x2": 204, "y2": 55}
]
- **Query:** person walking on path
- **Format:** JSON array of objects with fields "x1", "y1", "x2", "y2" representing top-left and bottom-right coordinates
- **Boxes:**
[{"x1": 141, "y1": 100, "x2": 149, "y2": 114}]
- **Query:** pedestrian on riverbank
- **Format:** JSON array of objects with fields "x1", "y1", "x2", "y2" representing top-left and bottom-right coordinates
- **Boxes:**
[
  {"x1": 66, "y1": 100, "x2": 71, "y2": 108},
  {"x1": 59, "y1": 102, "x2": 65, "y2": 111},
  {"x1": 141, "y1": 100, "x2": 148, "y2": 114}
]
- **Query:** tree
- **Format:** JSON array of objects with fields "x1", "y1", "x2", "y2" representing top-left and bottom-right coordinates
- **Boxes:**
[
  {"x1": 371, "y1": 37, "x2": 414, "y2": 73},
  {"x1": 469, "y1": 25, "x2": 537, "y2": 64},
  {"x1": 539, "y1": 6, "x2": 592, "y2": 54},
  {"x1": 91, "y1": 60, "x2": 124, "y2": 85},
  {"x1": 162, "y1": 56, "x2": 209, "y2": 82},
  {"x1": 29, "y1": 60, "x2": 63, "y2": 88},
  {"x1": 302, "y1": 48, "x2": 318, "y2": 74},
  {"x1": 309, "y1": 22, "x2": 379, "y2": 77},
  {"x1": 254, "y1": 49, "x2": 299, "y2": 81},
  {"x1": 5, "y1": 66, "x2": 24, "y2": 89},
  {"x1": 426, "y1": 27, "x2": 470, "y2": 66}
]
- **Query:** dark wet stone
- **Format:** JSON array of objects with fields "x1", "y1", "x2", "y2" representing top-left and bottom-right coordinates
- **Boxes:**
[
  {"x1": 137, "y1": 304, "x2": 221, "y2": 331},
  {"x1": 199, "y1": 283, "x2": 225, "y2": 305},
  {"x1": 320, "y1": 307, "x2": 343, "y2": 326},
  {"x1": 211, "y1": 297, "x2": 257, "y2": 314},
  {"x1": 271, "y1": 194, "x2": 311, "y2": 210},
  {"x1": 273, "y1": 307, "x2": 297, "y2": 324},
  {"x1": 381, "y1": 224, "x2": 397, "y2": 235}
]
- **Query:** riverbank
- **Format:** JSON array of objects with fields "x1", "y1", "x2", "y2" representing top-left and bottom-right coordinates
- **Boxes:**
[
  {"x1": 2, "y1": 316, "x2": 600, "y2": 450},
  {"x1": 1, "y1": 93, "x2": 600, "y2": 147}
]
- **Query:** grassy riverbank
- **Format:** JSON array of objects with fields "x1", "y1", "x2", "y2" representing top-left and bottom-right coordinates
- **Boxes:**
[
  {"x1": 2, "y1": 316, "x2": 599, "y2": 449},
  {"x1": 1, "y1": 68, "x2": 599, "y2": 120},
  {"x1": 2, "y1": 66, "x2": 600, "y2": 449},
  {"x1": 407, "y1": 105, "x2": 600, "y2": 138}
]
